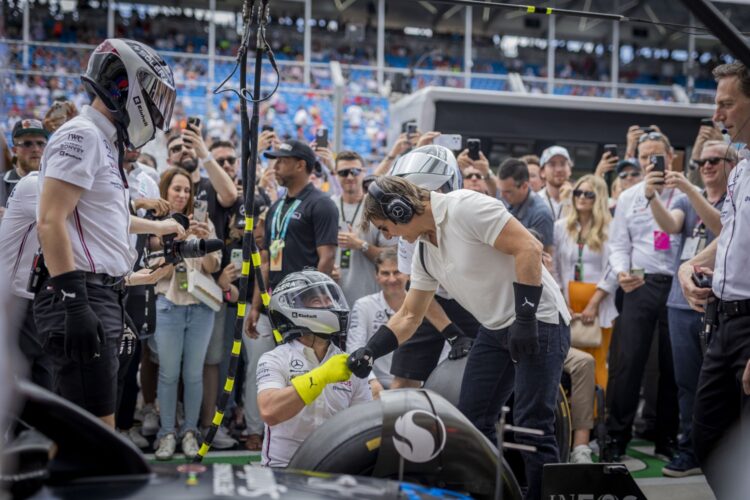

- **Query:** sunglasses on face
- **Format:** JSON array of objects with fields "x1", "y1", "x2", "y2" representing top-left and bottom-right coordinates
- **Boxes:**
[
  {"x1": 216, "y1": 156, "x2": 237, "y2": 167},
  {"x1": 638, "y1": 131, "x2": 665, "y2": 143},
  {"x1": 696, "y1": 157, "x2": 723, "y2": 168},
  {"x1": 464, "y1": 172, "x2": 483, "y2": 180},
  {"x1": 573, "y1": 189, "x2": 596, "y2": 200},
  {"x1": 17, "y1": 140, "x2": 47, "y2": 149},
  {"x1": 169, "y1": 144, "x2": 184, "y2": 155},
  {"x1": 618, "y1": 171, "x2": 642, "y2": 179},
  {"x1": 337, "y1": 168, "x2": 363, "y2": 178}
]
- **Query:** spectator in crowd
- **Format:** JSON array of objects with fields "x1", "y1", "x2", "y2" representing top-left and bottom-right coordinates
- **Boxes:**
[
  {"x1": 646, "y1": 140, "x2": 735, "y2": 477},
  {"x1": 521, "y1": 154, "x2": 545, "y2": 192},
  {"x1": 244, "y1": 140, "x2": 338, "y2": 451},
  {"x1": 594, "y1": 150, "x2": 619, "y2": 180},
  {"x1": 461, "y1": 164, "x2": 489, "y2": 195},
  {"x1": 374, "y1": 131, "x2": 422, "y2": 176},
  {"x1": 456, "y1": 148, "x2": 497, "y2": 197},
  {"x1": 153, "y1": 167, "x2": 222, "y2": 460},
  {"x1": 615, "y1": 159, "x2": 643, "y2": 192},
  {"x1": 257, "y1": 271, "x2": 370, "y2": 467},
  {"x1": 498, "y1": 158, "x2": 554, "y2": 255},
  {"x1": 605, "y1": 130, "x2": 680, "y2": 461},
  {"x1": 677, "y1": 61, "x2": 750, "y2": 498},
  {"x1": 138, "y1": 151, "x2": 158, "y2": 171},
  {"x1": 687, "y1": 121, "x2": 723, "y2": 187},
  {"x1": 331, "y1": 150, "x2": 396, "y2": 305},
  {"x1": 1, "y1": 119, "x2": 48, "y2": 208},
  {"x1": 348, "y1": 248, "x2": 406, "y2": 398},
  {"x1": 553, "y1": 174, "x2": 618, "y2": 389},
  {"x1": 539, "y1": 146, "x2": 573, "y2": 220}
]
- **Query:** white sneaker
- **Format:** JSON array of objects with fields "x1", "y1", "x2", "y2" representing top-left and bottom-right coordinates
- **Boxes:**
[
  {"x1": 570, "y1": 444, "x2": 594, "y2": 464},
  {"x1": 182, "y1": 431, "x2": 200, "y2": 459},
  {"x1": 141, "y1": 404, "x2": 159, "y2": 437},
  {"x1": 120, "y1": 427, "x2": 149, "y2": 449},
  {"x1": 155, "y1": 434, "x2": 176, "y2": 461},
  {"x1": 202, "y1": 426, "x2": 238, "y2": 450}
]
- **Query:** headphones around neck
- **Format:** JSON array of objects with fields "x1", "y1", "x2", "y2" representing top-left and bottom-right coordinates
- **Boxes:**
[{"x1": 367, "y1": 180, "x2": 415, "y2": 224}]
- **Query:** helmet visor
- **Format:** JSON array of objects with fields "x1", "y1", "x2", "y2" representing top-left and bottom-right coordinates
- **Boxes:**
[
  {"x1": 137, "y1": 68, "x2": 176, "y2": 131},
  {"x1": 390, "y1": 151, "x2": 453, "y2": 178},
  {"x1": 286, "y1": 283, "x2": 348, "y2": 311}
]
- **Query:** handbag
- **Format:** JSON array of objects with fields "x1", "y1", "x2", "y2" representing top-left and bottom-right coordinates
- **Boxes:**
[
  {"x1": 567, "y1": 280, "x2": 602, "y2": 348},
  {"x1": 187, "y1": 268, "x2": 223, "y2": 312}
]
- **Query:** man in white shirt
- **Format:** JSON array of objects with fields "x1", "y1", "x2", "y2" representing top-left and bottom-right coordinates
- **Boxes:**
[
  {"x1": 348, "y1": 176, "x2": 570, "y2": 500},
  {"x1": 348, "y1": 248, "x2": 406, "y2": 396},
  {"x1": 677, "y1": 61, "x2": 750, "y2": 498},
  {"x1": 538, "y1": 145, "x2": 573, "y2": 220},
  {"x1": 257, "y1": 271, "x2": 370, "y2": 467},
  {"x1": 604, "y1": 130, "x2": 681, "y2": 461}
]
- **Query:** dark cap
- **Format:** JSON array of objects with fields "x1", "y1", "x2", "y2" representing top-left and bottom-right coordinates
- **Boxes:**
[
  {"x1": 12, "y1": 118, "x2": 49, "y2": 140},
  {"x1": 615, "y1": 159, "x2": 640, "y2": 175},
  {"x1": 264, "y1": 140, "x2": 316, "y2": 169}
]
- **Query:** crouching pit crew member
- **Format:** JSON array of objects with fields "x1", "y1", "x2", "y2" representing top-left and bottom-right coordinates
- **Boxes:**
[
  {"x1": 256, "y1": 271, "x2": 371, "y2": 467},
  {"x1": 348, "y1": 176, "x2": 570, "y2": 500},
  {"x1": 33, "y1": 38, "x2": 176, "y2": 428}
]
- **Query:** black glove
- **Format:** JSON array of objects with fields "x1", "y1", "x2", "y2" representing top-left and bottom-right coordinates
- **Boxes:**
[
  {"x1": 51, "y1": 270, "x2": 105, "y2": 364},
  {"x1": 347, "y1": 325, "x2": 400, "y2": 378},
  {"x1": 440, "y1": 323, "x2": 473, "y2": 360},
  {"x1": 508, "y1": 282, "x2": 543, "y2": 361}
]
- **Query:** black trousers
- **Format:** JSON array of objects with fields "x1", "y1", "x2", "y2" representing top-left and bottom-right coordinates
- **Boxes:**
[
  {"x1": 693, "y1": 313, "x2": 750, "y2": 498},
  {"x1": 16, "y1": 297, "x2": 54, "y2": 390},
  {"x1": 605, "y1": 275, "x2": 678, "y2": 447}
]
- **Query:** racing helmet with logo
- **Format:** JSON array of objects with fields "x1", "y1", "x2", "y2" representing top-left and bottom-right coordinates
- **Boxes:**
[
  {"x1": 389, "y1": 144, "x2": 462, "y2": 192},
  {"x1": 82, "y1": 38, "x2": 176, "y2": 149},
  {"x1": 269, "y1": 270, "x2": 350, "y2": 345}
]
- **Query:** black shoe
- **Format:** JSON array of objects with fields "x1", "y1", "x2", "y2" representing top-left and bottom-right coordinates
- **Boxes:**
[
  {"x1": 601, "y1": 437, "x2": 626, "y2": 462},
  {"x1": 654, "y1": 440, "x2": 676, "y2": 461}
]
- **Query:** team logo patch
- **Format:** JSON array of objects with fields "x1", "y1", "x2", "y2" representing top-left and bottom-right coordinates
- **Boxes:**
[
  {"x1": 390, "y1": 205, "x2": 406, "y2": 219},
  {"x1": 392, "y1": 410, "x2": 447, "y2": 463},
  {"x1": 290, "y1": 358, "x2": 304, "y2": 370}
]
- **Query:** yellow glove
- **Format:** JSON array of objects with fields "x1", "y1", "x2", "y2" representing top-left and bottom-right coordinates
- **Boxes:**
[{"x1": 291, "y1": 353, "x2": 352, "y2": 405}]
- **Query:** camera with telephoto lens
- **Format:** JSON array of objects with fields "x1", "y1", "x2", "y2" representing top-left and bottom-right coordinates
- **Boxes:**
[{"x1": 159, "y1": 213, "x2": 224, "y2": 265}]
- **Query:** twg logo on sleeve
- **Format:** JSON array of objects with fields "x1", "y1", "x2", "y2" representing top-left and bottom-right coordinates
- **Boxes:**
[{"x1": 392, "y1": 410, "x2": 446, "y2": 463}]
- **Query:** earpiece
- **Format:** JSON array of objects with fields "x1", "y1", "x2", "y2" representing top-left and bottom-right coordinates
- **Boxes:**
[{"x1": 367, "y1": 180, "x2": 414, "y2": 224}]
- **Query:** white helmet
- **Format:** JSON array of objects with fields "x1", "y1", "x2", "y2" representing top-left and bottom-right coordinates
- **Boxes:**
[
  {"x1": 82, "y1": 39, "x2": 176, "y2": 148},
  {"x1": 389, "y1": 144, "x2": 463, "y2": 192}
]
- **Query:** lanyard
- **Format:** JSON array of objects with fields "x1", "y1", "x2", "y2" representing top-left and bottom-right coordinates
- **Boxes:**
[
  {"x1": 693, "y1": 191, "x2": 726, "y2": 236},
  {"x1": 339, "y1": 197, "x2": 363, "y2": 227},
  {"x1": 574, "y1": 233, "x2": 585, "y2": 282},
  {"x1": 545, "y1": 191, "x2": 562, "y2": 219},
  {"x1": 271, "y1": 198, "x2": 301, "y2": 241}
]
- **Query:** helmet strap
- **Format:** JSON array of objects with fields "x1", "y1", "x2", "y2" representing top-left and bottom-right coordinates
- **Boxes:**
[{"x1": 115, "y1": 124, "x2": 129, "y2": 190}]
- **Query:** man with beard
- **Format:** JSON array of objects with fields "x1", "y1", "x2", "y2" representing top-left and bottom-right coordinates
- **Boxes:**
[
  {"x1": 538, "y1": 146, "x2": 573, "y2": 220},
  {"x1": 1, "y1": 119, "x2": 49, "y2": 207},
  {"x1": 165, "y1": 122, "x2": 238, "y2": 241}
]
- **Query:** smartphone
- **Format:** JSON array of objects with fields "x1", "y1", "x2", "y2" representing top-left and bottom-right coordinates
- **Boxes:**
[
  {"x1": 691, "y1": 271, "x2": 712, "y2": 289},
  {"x1": 650, "y1": 154, "x2": 666, "y2": 175},
  {"x1": 467, "y1": 138, "x2": 481, "y2": 161},
  {"x1": 700, "y1": 118, "x2": 714, "y2": 127},
  {"x1": 433, "y1": 134, "x2": 462, "y2": 151},
  {"x1": 639, "y1": 126, "x2": 655, "y2": 133},
  {"x1": 406, "y1": 122, "x2": 418, "y2": 135},
  {"x1": 187, "y1": 116, "x2": 201, "y2": 129},
  {"x1": 261, "y1": 124, "x2": 274, "y2": 133},
  {"x1": 315, "y1": 128, "x2": 328, "y2": 148},
  {"x1": 193, "y1": 199, "x2": 208, "y2": 223},
  {"x1": 630, "y1": 268, "x2": 645, "y2": 280},
  {"x1": 604, "y1": 144, "x2": 618, "y2": 158},
  {"x1": 231, "y1": 248, "x2": 243, "y2": 271}
]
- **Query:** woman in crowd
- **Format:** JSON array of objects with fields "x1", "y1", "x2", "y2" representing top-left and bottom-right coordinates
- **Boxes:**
[
  {"x1": 153, "y1": 167, "x2": 222, "y2": 460},
  {"x1": 553, "y1": 174, "x2": 619, "y2": 459}
]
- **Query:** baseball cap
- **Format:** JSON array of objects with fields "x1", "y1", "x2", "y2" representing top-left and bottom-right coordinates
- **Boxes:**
[
  {"x1": 615, "y1": 159, "x2": 641, "y2": 175},
  {"x1": 12, "y1": 118, "x2": 49, "y2": 140},
  {"x1": 264, "y1": 140, "x2": 316, "y2": 169},
  {"x1": 540, "y1": 145, "x2": 572, "y2": 167}
]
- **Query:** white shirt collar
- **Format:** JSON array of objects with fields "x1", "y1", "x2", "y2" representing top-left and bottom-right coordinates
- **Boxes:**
[{"x1": 81, "y1": 105, "x2": 117, "y2": 143}]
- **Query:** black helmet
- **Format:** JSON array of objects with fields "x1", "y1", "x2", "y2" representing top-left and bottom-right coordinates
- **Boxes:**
[
  {"x1": 82, "y1": 38, "x2": 176, "y2": 148},
  {"x1": 269, "y1": 270, "x2": 349, "y2": 344}
]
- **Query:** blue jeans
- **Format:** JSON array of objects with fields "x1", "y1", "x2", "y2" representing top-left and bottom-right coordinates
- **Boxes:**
[
  {"x1": 668, "y1": 307, "x2": 703, "y2": 461},
  {"x1": 458, "y1": 320, "x2": 570, "y2": 500},
  {"x1": 155, "y1": 296, "x2": 215, "y2": 438}
]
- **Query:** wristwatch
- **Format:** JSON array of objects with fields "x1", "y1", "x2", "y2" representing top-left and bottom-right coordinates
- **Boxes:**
[{"x1": 360, "y1": 241, "x2": 370, "y2": 252}]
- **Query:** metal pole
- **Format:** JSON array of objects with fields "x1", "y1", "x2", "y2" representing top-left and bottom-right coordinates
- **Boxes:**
[
  {"x1": 464, "y1": 6, "x2": 473, "y2": 89},
  {"x1": 208, "y1": 0, "x2": 217, "y2": 117},
  {"x1": 22, "y1": 0, "x2": 30, "y2": 69},
  {"x1": 547, "y1": 14, "x2": 555, "y2": 94},
  {"x1": 304, "y1": 0, "x2": 311, "y2": 86},
  {"x1": 611, "y1": 19, "x2": 620, "y2": 99},
  {"x1": 107, "y1": 1, "x2": 115, "y2": 38},
  {"x1": 377, "y1": 0, "x2": 385, "y2": 90},
  {"x1": 687, "y1": 13, "x2": 696, "y2": 94},
  {"x1": 331, "y1": 61, "x2": 345, "y2": 153}
]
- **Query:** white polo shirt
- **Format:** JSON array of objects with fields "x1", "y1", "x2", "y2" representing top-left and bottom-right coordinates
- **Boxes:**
[
  {"x1": 38, "y1": 105, "x2": 136, "y2": 277},
  {"x1": 713, "y1": 156, "x2": 750, "y2": 300},
  {"x1": 349, "y1": 291, "x2": 396, "y2": 388},
  {"x1": 0, "y1": 172, "x2": 39, "y2": 300},
  {"x1": 257, "y1": 340, "x2": 371, "y2": 467},
  {"x1": 409, "y1": 190, "x2": 570, "y2": 331}
]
